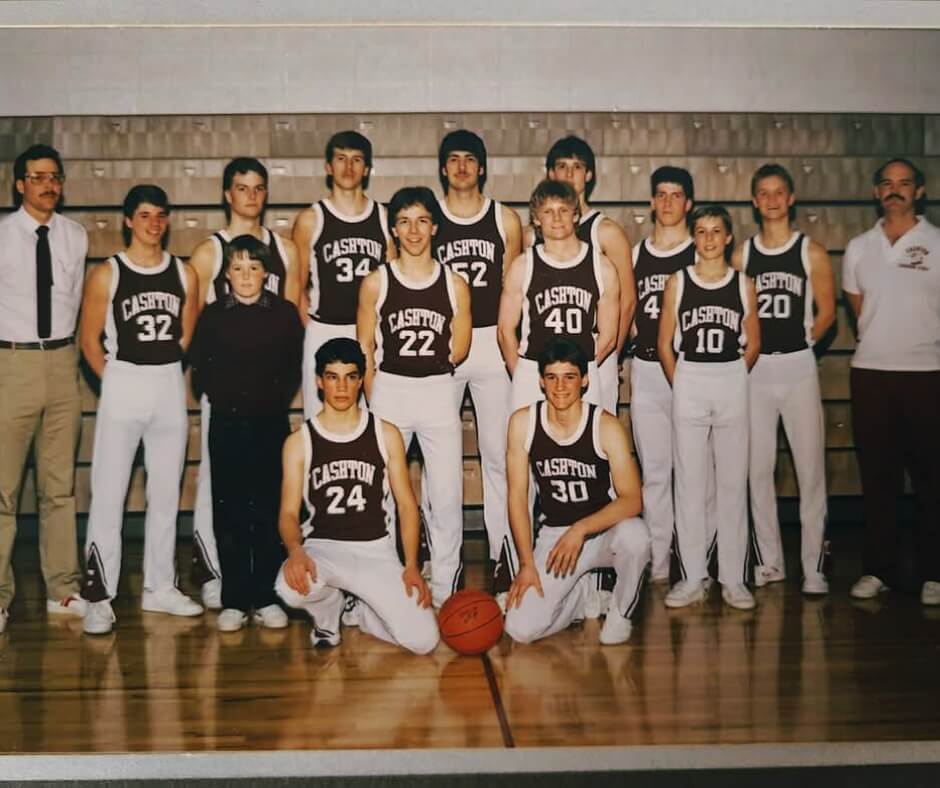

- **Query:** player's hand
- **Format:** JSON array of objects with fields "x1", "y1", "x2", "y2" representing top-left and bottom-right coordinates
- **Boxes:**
[
  {"x1": 284, "y1": 546, "x2": 317, "y2": 595},
  {"x1": 402, "y1": 565, "x2": 432, "y2": 608},
  {"x1": 506, "y1": 564, "x2": 543, "y2": 610},
  {"x1": 546, "y1": 525, "x2": 586, "y2": 578}
]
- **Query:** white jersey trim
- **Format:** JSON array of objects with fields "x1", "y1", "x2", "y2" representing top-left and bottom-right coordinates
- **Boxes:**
[
  {"x1": 635, "y1": 236, "x2": 694, "y2": 264},
  {"x1": 539, "y1": 399, "x2": 590, "y2": 447}
]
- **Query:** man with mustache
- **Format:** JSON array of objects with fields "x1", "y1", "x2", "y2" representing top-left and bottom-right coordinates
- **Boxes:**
[{"x1": 843, "y1": 158, "x2": 940, "y2": 605}]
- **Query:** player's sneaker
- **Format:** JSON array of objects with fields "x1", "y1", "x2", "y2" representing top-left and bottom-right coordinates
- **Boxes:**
[
  {"x1": 753, "y1": 565, "x2": 785, "y2": 588},
  {"x1": 801, "y1": 573, "x2": 829, "y2": 596},
  {"x1": 217, "y1": 608, "x2": 248, "y2": 632},
  {"x1": 599, "y1": 614, "x2": 632, "y2": 645},
  {"x1": 83, "y1": 600, "x2": 116, "y2": 635},
  {"x1": 310, "y1": 622, "x2": 341, "y2": 648},
  {"x1": 201, "y1": 579, "x2": 222, "y2": 611},
  {"x1": 580, "y1": 574, "x2": 603, "y2": 619},
  {"x1": 664, "y1": 580, "x2": 706, "y2": 608},
  {"x1": 141, "y1": 588, "x2": 204, "y2": 617},
  {"x1": 253, "y1": 604, "x2": 288, "y2": 629},
  {"x1": 341, "y1": 595, "x2": 361, "y2": 627},
  {"x1": 47, "y1": 595, "x2": 87, "y2": 618},
  {"x1": 850, "y1": 575, "x2": 889, "y2": 599},
  {"x1": 0, "y1": 608, "x2": 7, "y2": 634},
  {"x1": 721, "y1": 583, "x2": 756, "y2": 610},
  {"x1": 649, "y1": 572, "x2": 670, "y2": 585},
  {"x1": 921, "y1": 581, "x2": 940, "y2": 606}
]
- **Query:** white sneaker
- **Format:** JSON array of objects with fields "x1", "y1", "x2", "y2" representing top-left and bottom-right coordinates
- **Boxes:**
[
  {"x1": 665, "y1": 580, "x2": 706, "y2": 608},
  {"x1": 253, "y1": 604, "x2": 288, "y2": 629},
  {"x1": 47, "y1": 595, "x2": 87, "y2": 618},
  {"x1": 83, "y1": 600, "x2": 116, "y2": 635},
  {"x1": 201, "y1": 579, "x2": 222, "y2": 611},
  {"x1": 341, "y1": 595, "x2": 361, "y2": 627},
  {"x1": 310, "y1": 622, "x2": 341, "y2": 648},
  {"x1": 581, "y1": 575, "x2": 602, "y2": 619},
  {"x1": 649, "y1": 572, "x2": 670, "y2": 585},
  {"x1": 217, "y1": 608, "x2": 248, "y2": 632},
  {"x1": 754, "y1": 565, "x2": 785, "y2": 588},
  {"x1": 850, "y1": 575, "x2": 889, "y2": 599},
  {"x1": 0, "y1": 608, "x2": 7, "y2": 634},
  {"x1": 722, "y1": 583, "x2": 756, "y2": 610},
  {"x1": 802, "y1": 573, "x2": 830, "y2": 596},
  {"x1": 921, "y1": 581, "x2": 940, "y2": 606},
  {"x1": 141, "y1": 588, "x2": 204, "y2": 617},
  {"x1": 599, "y1": 614, "x2": 632, "y2": 645},
  {"x1": 597, "y1": 589, "x2": 612, "y2": 617}
]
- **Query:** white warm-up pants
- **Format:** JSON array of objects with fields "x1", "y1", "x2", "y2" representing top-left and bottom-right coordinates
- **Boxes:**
[
  {"x1": 504, "y1": 517, "x2": 650, "y2": 644},
  {"x1": 598, "y1": 353, "x2": 620, "y2": 415},
  {"x1": 84, "y1": 360, "x2": 188, "y2": 599},
  {"x1": 192, "y1": 394, "x2": 221, "y2": 583},
  {"x1": 275, "y1": 534, "x2": 439, "y2": 654},
  {"x1": 302, "y1": 320, "x2": 357, "y2": 419},
  {"x1": 672, "y1": 357, "x2": 749, "y2": 587},
  {"x1": 748, "y1": 349, "x2": 827, "y2": 580},
  {"x1": 371, "y1": 370, "x2": 464, "y2": 607},
  {"x1": 511, "y1": 356, "x2": 601, "y2": 412}
]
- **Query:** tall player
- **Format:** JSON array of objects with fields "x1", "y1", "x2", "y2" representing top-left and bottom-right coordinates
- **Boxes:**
[
  {"x1": 658, "y1": 206, "x2": 760, "y2": 611},
  {"x1": 434, "y1": 130, "x2": 522, "y2": 598},
  {"x1": 732, "y1": 164, "x2": 835, "y2": 595},
  {"x1": 503, "y1": 338, "x2": 649, "y2": 646},
  {"x1": 275, "y1": 338, "x2": 438, "y2": 653},
  {"x1": 357, "y1": 187, "x2": 471, "y2": 607},
  {"x1": 498, "y1": 180, "x2": 619, "y2": 411},
  {"x1": 79, "y1": 185, "x2": 203, "y2": 635},
  {"x1": 188, "y1": 157, "x2": 301, "y2": 609},
  {"x1": 543, "y1": 136, "x2": 636, "y2": 414},
  {"x1": 293, "y1": 131, "x2": 391, "y2": 419}
]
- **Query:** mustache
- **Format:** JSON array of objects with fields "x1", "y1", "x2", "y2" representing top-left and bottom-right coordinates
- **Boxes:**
[{"x1": 884, "y1": 193, "x2": 906, "y2": 202}]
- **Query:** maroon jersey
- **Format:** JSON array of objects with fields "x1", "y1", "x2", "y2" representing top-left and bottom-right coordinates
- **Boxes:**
[
  {"x1": 518, "y1": 243, "x2": 602, "y2": 363},
  {"x1": 674, "y1": 267, "x2": 748, "y2": 363},
  {"x1": 208, "y1": 227, "x2": 289, "y2": 304},
  {"x1": 309, "y1": 199, "x2": 389, "y2": 325},
  {"x1": 376, "y1": 262, "x2": 456, "y2": 377},
  {"x1": 302, "y1": 411, "x2": 390, "y2": 542},
  {"x1": 632, "y1": 237, "x2": 696, "y2": 362},
  {"x1": 526, "y1": 401, "x2": 613, "y2": 529},
  {"x1": 435, "y1": 198, "x2": 507, "y2": 329}
]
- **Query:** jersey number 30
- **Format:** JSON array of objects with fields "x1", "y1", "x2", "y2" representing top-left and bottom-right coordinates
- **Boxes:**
[
  {"x1": 550, "y1": 479, "x2": 589, "y2": 504},
  {"x1": 136, "y1": 314, "x2": 173, "y2": 342}
]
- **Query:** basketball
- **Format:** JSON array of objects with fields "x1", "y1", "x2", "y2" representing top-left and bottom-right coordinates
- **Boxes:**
[{"x1": 438, "y1": 589, "x2": 504, "y2": 655}]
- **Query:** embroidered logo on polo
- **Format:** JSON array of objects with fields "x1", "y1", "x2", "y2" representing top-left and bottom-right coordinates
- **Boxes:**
[{"x1": 898, "y1": 245, "x2": 930, "y2": 271}]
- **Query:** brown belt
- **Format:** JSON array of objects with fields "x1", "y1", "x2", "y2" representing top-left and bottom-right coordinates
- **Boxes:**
[{"x1": 0, "y1": 336, "x2": 74, "y2": 350}]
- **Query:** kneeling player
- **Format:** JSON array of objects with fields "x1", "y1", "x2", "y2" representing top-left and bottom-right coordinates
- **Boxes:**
[
  {"x1": 275, "y1": 338, "x2": 439, "y2": 654},
  {"x1": 504, "y1": 338, "x2": 650, "y2": 645}
]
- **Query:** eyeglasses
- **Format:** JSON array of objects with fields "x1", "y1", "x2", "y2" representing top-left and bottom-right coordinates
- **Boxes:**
[{"x1": 24, "y1": 173, "x2": 65, "y2": 185}]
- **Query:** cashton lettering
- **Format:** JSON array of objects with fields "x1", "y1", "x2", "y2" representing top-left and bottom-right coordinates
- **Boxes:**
[
  {"x1": 121, "y1": 292, "x2": 181, "y2": 321},
  {"x1": 388, "y1": 308, "x2": 446, "y2": 334},
  {"x1": 312, "y1": 460, "x2": 376, "y2": 489},
  {"x1": 534, "y1": 286, "x2": 592, "y2": 314},
  {"x1": 755, "y1": 271, "x2": 803, "y2": 296},
  {"x1": 436, "y1": 238, "x2": 496, "y2": 265},
  {"x1": 322, "y1": 237, "x2": 383, "y2": 264},
  {"x1": 680, "y1": 306, "x2": 741, "y2": 332},
  {"x1": 535, "y1": 457, "x2": 598, "y2": 479}
]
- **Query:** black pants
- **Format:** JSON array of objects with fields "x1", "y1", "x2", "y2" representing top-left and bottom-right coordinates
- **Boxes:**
[{"x1": 209, "y1": 411, "x2": 289, "y2": 612}]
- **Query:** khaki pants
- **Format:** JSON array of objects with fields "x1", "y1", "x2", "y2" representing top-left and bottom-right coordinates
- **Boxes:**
[{"x1": 0, "y1": 344, "x2": 82, "y2": 607}]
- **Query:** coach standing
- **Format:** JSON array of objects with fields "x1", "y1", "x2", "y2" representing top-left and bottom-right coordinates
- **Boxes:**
[
  {"x1": 843, "y1": 158, "x2": 940, "y2": 605},
  {"x1": 0, "y1": 144, "x2": 88, "y2": 632}
]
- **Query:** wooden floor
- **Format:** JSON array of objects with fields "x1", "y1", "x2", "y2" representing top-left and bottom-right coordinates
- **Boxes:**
[{"x1": 1, "y1": 522, "x2": 940, "y2": 756}]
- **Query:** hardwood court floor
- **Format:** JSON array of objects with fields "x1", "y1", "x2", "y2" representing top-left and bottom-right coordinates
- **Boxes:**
[{"x1": 1, "y1": 523, "x2": 939, "y2": 754}]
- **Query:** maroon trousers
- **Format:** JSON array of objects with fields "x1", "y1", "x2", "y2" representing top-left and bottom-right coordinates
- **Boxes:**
[{"x1": 850, "y1": 368, "x2": 940, "y2": 585}]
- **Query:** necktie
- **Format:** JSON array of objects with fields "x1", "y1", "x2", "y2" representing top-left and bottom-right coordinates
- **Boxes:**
[{"x1": 36, "y1": 224, "x2": 53, "y2": 339}]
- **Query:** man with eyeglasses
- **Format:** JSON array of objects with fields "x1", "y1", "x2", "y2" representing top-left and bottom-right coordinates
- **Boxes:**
[{"x1": 0, "y1": 144, "x2": 89, "y2": 633}]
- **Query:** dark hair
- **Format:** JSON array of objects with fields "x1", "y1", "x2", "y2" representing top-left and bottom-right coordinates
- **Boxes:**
[
  {"x1": 689, "y1": 205, "x2": 734, "y2": 262},
  {"x1": 122, "y1": 184, "x2": 171, "y2": 248},
  {"x1": 528, "y1": 179, "x2": 580, "y2": 245},
  {"x1": 387, "y1": 186, "x2": 441, "y2": 249},
  {"x1": 222, "y1": 157, "x2": 268, "y2": 221},
  {"x1": 545, "y1": 136, "x2": 597, "y2": 200},
  {"x1": 325, "y1": 130, "x2": 373, "y2": 191},
  {"x1": 872, "y1": 157, "x2": 927, "y2": 216},
  {"x1": 315, "y1": 337, "x2": 366, "y2": 378},
  {"x1": 13, "y1": 144, "x2": 64, "y2": 208},
  {"x1": 750, "y1": 163, "x2": 796, "y2": 224},
  {"x1": 223, "y1": 234, "x2": 271, "y2": 273},
  {"x1": 650, "y1": 166, "x2": 694, "y2": 224},
  {"x1": 537, "y1": 336, "x2": 589, "y2": 376},
  {"x1": 438, "y1": 129, "x2": 487, "y2": 194}
]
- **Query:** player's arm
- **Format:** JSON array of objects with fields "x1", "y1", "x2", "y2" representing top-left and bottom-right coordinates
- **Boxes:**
[
  {"x1": 505, "y1": 408, "x2": 543, "y2": 609},
  {"x1": 599, "y1": 217, "x2": 636, "y2": 353},
  {"x1": 808, "y1": 239, "x2": 836, "y2": 342},
  {"x1": 278, "y1": 429, "x2": 317, "y2": 595},
  {"x1": 657, "y1": 273, "x2": 680, "y2": 385},
  {"x1": 496, "y1": 252, "x2": 526, "y2": 374},
  {"x1": 356, "y1": 269, "x2": 381, "y2": 400},
  {"x1": 179, "y1": 264, "x2": 200, "y2": 352},
  {"x1": 187, "y1": 237, "x2": 217, "y2": 311},
  {"x1": 730, "y1": 242, "x2": 745, "y2": 272},
  {"x1": 522, "y1": 224, "x2": 537, "y2": 249},
  {"x1": 545, "y1": 412, "x2": 643, "y2": 578},
  {"x1": 841, "y1": 238, "x2": 863, "y2": 328},
  {"x1": 279, "y1": 234, "x2": 302, "y2": 307},
  {"x1": 594, "y1": 254, "x2": 620, "y2": 365},
  {"x1": 742, "y1": 274, "x2": 761, "y2": 370},
  {"x1": 382, "y1": 420, "x2": 431, "y2": 608},
  {"x1": 291, "y1": 206, "x2": 319, "y2": 323},
  {"x1": 501, "y1": 205, "x2": 523, "y2": 278},
  {"x1": 450, "y1": 272, "x2": 472, "y2": 367},
  {"x1": 78, "y1": 263, "x2": 112, "y2": 379}
]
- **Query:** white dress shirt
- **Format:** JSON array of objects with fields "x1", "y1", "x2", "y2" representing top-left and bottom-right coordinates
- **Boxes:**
[{"x1": 0, "y1": 206, "x2": 88, "y2": 342}]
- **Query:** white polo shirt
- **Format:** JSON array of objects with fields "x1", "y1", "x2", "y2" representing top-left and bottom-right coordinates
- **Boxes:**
[{"x1": 842, "y1": 216, "x2": 940, "y2": 371}]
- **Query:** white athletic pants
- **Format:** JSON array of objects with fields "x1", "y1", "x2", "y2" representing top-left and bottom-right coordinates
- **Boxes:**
[
  {"x1": 371, "y1": 371, "x2": 464, "y2": 607},
  {"x1": 275, "y1": 534, "x2": 439, "y2": 654},
  {"x1": 302, "y1": 320, "x2": 357, "y2": 419},
  {"x1": 504, "y1": 517, "x2": 650, "y2": 644},
  {"x1": 748, "y1": 350, "x2": 827, "y2": 580},
  {"x1": 672, "y1": 358, "x2": 749, "y2": 587},
  {"x1": 511, "y1": 356, "x2": 601, "y2": 412},
  {"x1": 192, "y1": 394, "x2": 221, "y2": 582},
  {"x1": 598, "y1": 353, "x2": 620, "y2": 415},
  {"x1": 85, "y1": 360, "x2": 188, "y2": 599}
]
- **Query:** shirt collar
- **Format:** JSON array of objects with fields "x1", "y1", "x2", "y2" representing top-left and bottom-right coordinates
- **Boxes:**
[
  {"x1": 16, "y1": 205, "x2": 58, "y2": 234},
  {"x1": 223, "y1": 291, "x2": 273, "y2": 310}
]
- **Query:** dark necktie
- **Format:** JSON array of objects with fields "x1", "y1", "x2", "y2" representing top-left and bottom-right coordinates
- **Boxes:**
[{"x1": 36, "y1": 224, "x2": 53, "y2": 339}]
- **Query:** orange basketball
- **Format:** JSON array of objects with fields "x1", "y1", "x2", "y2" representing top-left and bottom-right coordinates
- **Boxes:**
[{"x1": 438, "y1": 589, "x2": 504, "y2": 655}]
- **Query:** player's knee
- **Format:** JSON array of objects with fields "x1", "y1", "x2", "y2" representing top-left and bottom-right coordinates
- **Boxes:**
[
  {"x1": 401, "y1": 620, "x2": 440, "y2": 655},
  {"x1": 612, "y1": 517, "x2": 651, "y2": 558},
  {"x1": 274, "y1": 568, "x2": 305, "y2": 609},
  {"x1": 504, "y1": 610, "x2": 543, "y2": 644}
]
